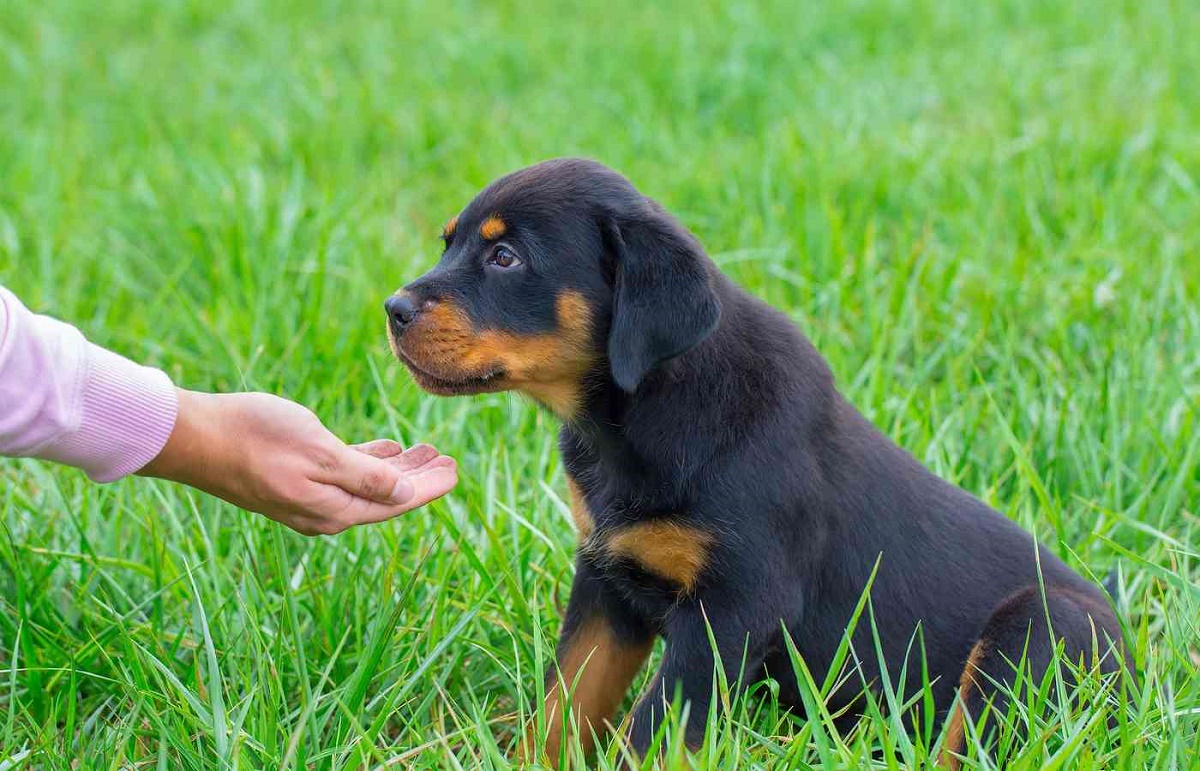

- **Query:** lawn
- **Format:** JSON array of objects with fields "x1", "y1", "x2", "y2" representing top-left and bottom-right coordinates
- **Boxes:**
[{"x1": 1, "y1": 0, "x2": 1198, "y2": 767}]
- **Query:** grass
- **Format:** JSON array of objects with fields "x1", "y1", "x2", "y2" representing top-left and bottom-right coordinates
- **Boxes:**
[{"x1": 1, "y1": 0, "x2": 1198, "y2": 767}]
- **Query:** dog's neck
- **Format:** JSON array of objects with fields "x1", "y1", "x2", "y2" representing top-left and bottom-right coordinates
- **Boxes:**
[{"x1": 563, "y1": 278, "x2": 837, "y2": 491}]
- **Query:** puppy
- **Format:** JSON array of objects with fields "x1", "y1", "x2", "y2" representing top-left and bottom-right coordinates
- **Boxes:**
[{"x1": 385, "y1": 158, "x2": 1131, "y2": 766}]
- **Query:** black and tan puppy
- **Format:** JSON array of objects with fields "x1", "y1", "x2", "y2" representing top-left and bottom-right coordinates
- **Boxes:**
[{"x1": 384, "y1": 159, "x2": 1130, "y2": 766}]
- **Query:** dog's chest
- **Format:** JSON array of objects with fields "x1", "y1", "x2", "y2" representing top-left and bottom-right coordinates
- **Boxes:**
[
  {"x1": 577, "y1": 537, "x2": 688, "y2": 623},
  {"x1": 580, "y1": 521, "x2": 712, "y2": 588},
  {"x1": 570, "y1": 495, "x2": 715, "y2": 625},
  {"x1": 568, "y1": 477, "x2": 711, "y2": 582}
]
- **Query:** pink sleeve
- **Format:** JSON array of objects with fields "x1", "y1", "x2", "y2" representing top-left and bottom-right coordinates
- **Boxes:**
[{"x1": 0, "y1": 285, "x2": 179, "y2": 482}]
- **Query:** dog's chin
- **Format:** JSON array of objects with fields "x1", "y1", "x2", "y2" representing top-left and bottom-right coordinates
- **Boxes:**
[{"x1": 395, "y1": 351, "x2": 507, "y2": 396}]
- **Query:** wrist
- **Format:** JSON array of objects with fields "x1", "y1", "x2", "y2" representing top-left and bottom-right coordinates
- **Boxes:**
[{"x1": 138, "y1": 389, "x2": 220, "y2": 484}]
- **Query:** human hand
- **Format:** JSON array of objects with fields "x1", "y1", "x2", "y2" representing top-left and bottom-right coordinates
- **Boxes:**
[{"x1": 138, "y1": 390, "x2": 457, "y2": 535}]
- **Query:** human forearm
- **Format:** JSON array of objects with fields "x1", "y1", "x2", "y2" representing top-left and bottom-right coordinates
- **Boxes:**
[{"x1": 0, "y1": 286, "x2": 178, "y2": 481}]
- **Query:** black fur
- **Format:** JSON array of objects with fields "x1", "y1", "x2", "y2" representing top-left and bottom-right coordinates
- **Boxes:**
[
  {"x1": 391, "y1": 158, "x2": 1133, "y2": 759},
  {"x1": 602, "y1": 199, "x2": 722, "y2": 392}
]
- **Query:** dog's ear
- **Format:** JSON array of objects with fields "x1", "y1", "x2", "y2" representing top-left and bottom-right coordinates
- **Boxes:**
[{"x1": 603, "y1": 199, "x2": 721, "y2": 392}]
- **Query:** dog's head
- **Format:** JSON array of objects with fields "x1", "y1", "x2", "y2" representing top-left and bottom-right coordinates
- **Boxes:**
[{"x1": 386, "y1": 158, "x2": 721, "y2": 417}]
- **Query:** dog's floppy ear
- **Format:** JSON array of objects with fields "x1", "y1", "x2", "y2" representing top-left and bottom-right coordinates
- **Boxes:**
[{"x1": 603, "y1": 198, "x2": 721, "y2": 392}]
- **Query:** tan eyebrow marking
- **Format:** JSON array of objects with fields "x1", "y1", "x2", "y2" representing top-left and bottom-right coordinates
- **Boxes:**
[
  {"x1": 480, "y1": 215, "x2": 506, "y2": 240},
  {"x1": 441, "y1": 216, "x2": 458, "y2": 240}
]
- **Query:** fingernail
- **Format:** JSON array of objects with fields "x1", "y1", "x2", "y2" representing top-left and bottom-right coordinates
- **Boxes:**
[{"x1": 390, "y1": 478, "x2": 414, "y2": 504}]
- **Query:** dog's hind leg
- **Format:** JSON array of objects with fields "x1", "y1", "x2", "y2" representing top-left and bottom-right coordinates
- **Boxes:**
[{"x1": 939, "y1": 585, "x2": 1130, "y2": 770}]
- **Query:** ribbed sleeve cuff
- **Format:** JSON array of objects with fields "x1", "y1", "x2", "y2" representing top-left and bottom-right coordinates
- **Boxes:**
[{"x1": 43, "y1": 343, "x2": 179, "y2": 482}]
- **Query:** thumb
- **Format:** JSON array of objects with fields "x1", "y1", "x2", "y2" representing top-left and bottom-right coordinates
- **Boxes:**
[{"x1": 333, "y1": 447, "x2": 415, "y2": 504}]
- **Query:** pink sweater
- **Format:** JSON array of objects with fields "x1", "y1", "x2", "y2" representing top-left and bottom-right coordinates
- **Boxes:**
[{"x1": 0, "y1": 286, "x2": 178, "y2": 482}]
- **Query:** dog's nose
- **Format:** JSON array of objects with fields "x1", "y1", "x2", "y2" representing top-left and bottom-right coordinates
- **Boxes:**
[{"x1": 385, "y1": 294, "x2": 418, "y2": 327}]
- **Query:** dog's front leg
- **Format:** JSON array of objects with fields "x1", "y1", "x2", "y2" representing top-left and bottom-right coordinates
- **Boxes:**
[
  {"x1": 626, "y1": 600, "x2": 763, "y2": 758},
  {"x1": 521, "y1": 560, "x2": 654, "y2": 767}
]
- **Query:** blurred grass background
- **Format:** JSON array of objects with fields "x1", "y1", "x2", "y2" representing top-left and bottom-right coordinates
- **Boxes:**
[{"x1": 1, "y1": 0, "x2": 1197, "y2": 767}]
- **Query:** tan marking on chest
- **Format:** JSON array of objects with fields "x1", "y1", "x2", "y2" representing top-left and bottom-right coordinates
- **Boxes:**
[
  {"x1": 566, "y1": 478, "x2": 594, "y2": 538},
  {"x1": 602, "y1": 521, "x2": 713, "y2": 590}
]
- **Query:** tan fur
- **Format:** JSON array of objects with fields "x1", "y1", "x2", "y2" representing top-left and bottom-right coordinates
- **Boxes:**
[
  {"x1": 603, "y1": 521, "x2": 712, "y2": 591},
  {"x1": 397, "y1": 290, "x2": 594, "y2": 418},
  {"x1": 939, "y1": 639, "x2": 989, "y2": 770},
  {"x1": 480, "y1": 214, "x2": 507, "y2": 240},
  {"x1": 567, "y1": 478, "x2": 594, "y2": 539},
  {"x1": 442, "y1": 215, "x2": 458, "y2": 239},
  {"x1": 522, "y1": 618, "x2": 652, "y2": 766}
]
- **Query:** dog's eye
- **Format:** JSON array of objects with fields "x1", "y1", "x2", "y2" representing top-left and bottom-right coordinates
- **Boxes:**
[{"x1": 486, "y1": 245, "x2": 522, "y2": 269}]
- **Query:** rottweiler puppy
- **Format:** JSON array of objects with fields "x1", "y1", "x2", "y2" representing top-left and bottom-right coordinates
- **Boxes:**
[{"x1": 384, "y1": 158, "x2": 1131, "y2": 767}]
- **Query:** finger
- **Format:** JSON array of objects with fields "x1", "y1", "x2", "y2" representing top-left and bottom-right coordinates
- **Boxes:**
[
  {"x1": 381, "y1": 448, "x2": 450, "y2": 475},
  {"x1": 351, "y1": 439, "x2": 406, "y2": 459},
  {"x1": 350, "y1": 465, "x2": 459, "y2": 526},
  {"x1": 325, "y1": 446, "x2": 415, "y2": 504},
  {"x1": 303, "y1": 460, "x2": 458, "y2": 532},
  {"x1": 404, "y1": 462, "x2": 458, "y2": 507},
  {"x1": 425, "y1": 454, "x2": 456, "y2": 470},
  {"x1": 385, "y1": 443, "x2": 441, "y2": 472}
]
